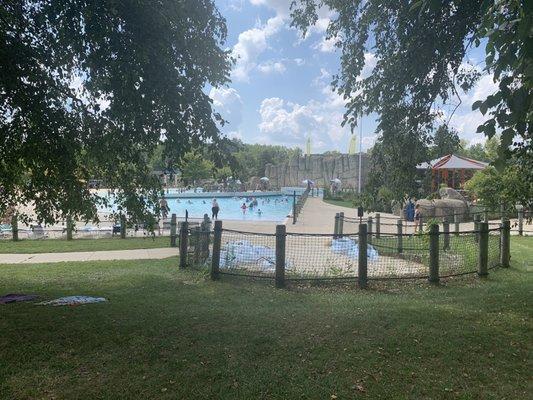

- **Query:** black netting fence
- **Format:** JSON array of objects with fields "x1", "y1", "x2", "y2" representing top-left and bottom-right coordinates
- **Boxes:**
[{"x1": 183, "y1": 221, "x2": 510, "y2": 287}]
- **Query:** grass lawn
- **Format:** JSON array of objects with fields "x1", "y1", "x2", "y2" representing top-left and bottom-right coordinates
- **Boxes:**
[
  {"x1": 0, "y1": 236, "x2": 170, "y2": 254},
  {"x1": 323, "y1": 198, "x2": 355, "y2": 208},
  {"x1": 0, "y1": 238, "x2": 531, "y2": 399}
]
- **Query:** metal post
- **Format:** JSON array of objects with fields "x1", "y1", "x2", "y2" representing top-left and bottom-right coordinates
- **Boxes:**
[
  {"x1": 454, "y1": 213, "x2": 460, "y2": 236},
  {"x1": 428, "y1": 224, "x2": 440, "y2": 284},
  {"x1": 333, "y1": 213, "x2": 340, "y2": 238},
  {"x1": 500, "y1": 220, "x2": 510, "y2": 268},
  {"x1": 443, "y1": 217, "x2": 450, "y2": 251},
  {"x1": 66, "y1": 215, "x2": 73, "y2": 241},
  {"x1": 358, "y1": 223, "x2": 368, "y2": 289},
  {"x1": 397, "y1": 219, "x2": 403, "y2": 254},
  {"x1": 418, "y1": 216, "x2": 423, "y2": 233},
  {"x1": 292, "y1": 190, "x2": 297, "y2": 224},
  {"x1": 275, "y1": 225, "x2": 286, "y2": 288},
  {"x1": 367, "y1": 216, "x2": 373, "y2": 245},
  {"x1": 120, "y1": 214, "x2": 126, "y2": 239},
  {"x1": 478, "y1": 222, "x2": 489, "y2": 277},
  {"x1": 170, "y1": 213, "x2": 177, "y2": 247},
  {"x1": 500, "y1": 202, "x2": 506, "y2": 225},
  {"x1": 375, "y1": 213, "x2": 380, "y2": 239},
  {"x1": 179, "y1": 221, "x2": 188, "y2": 269},
  {"x1": 338, "y1": 212, "x2": 344, "y2": 238},
  {"x1": 518, "y1": 208, "x2": 524, "y2": 236},
  {"x1": 483, "y1": 208, "x2": 489, "y2": 223},
  {"x1": 211, "y1": 220, "x2": 222, "y2": 280},
  {"x1": 11, "y1": 214, "x2": 18, "y2": 242}
]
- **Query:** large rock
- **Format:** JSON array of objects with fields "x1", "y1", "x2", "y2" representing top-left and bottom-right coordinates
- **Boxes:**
[
  {"x1": 416, "y1": 198, "x2": 468, "y2": 220},
  {"x1": 439, "y1": 187, "x2": 466, "y2": 201}
]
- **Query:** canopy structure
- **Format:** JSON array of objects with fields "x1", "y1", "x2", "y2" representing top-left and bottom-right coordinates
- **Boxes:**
[{"x1": 416, "y1": 154, "x2": 488, "y2": 190}]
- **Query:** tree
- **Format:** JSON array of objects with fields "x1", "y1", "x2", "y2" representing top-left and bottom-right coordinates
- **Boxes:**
[
  {"x1": 179, "y1": 151, "x2": 214, "y2": 185},
  {"x1": 0, "y1": 1, "x2": 231, "y2": 223},
  {"x1": 431, "y1": 125, "x2": 461, "y2": 159},
  {"x1": 466, "y1": 164, "x2": 532, "y2": 210},
  {"x1": 291, "y1": 0, "x2": 531, "y2": 192}
]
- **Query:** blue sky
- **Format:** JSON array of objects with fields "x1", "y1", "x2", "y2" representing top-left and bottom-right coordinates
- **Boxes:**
[{"x1": 211, "y1": 0, "x2": 496, "y2": 152}]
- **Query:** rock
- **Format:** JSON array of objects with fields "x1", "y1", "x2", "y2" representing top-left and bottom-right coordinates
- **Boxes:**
[
  {"x1": 439, "y1": 187, "x2": 466, "y2": 201},
  {"x1": 264, "y1": 154, "x2": 369, "y2": 189},
  {"x1": 416, "y1": 199, "x2": 435, "y2": 218}
]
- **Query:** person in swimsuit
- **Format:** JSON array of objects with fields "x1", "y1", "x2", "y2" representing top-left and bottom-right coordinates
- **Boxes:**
[{"x1": 211, "y1": 199, "x2": 220, "y2": 219}]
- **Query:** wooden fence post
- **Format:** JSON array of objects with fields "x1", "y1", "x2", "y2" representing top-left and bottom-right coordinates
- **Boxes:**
[
  {"x1": 442, "y1": 217, "x2": 450, "y2": 251},
  {"x1": 358, "y1": 223, "x2": 368, "y2": 289},
  {"x1": 211, "y1": 220, "x2": 222, "y2": 280},
  {"x1": 367, "y1": 216, "x2": 373, "y2": 245},
  {"x1": 11, "y1": 214, "x2": 18, "y2": 242},
  {"x1": 275, "y1": 224, "x2": 286, "y2": 288},
  {"x1": 500, "y1": 220, "x2": 510, "y2": 268},
  {"x1": 179, "y1": 221, "x2": 188, "y2": 269},
  {"x1": 170, "y1": 213, "x2": 177, "y2": 247},
  {"x1": 428, "y1": 224, "x2": 440, "y2": 284},
  {"x1": 338, "y1": 212, "x2": 344, "y2": 238},
  {"x1": 120, "y1": 214, "x2": 126, "y2": 239},
  {"x1": 375, "y1": 213, "x2": 380, "y2": 239},
  {"x1": 66, "y1": 215, "x2": 73, "y2": 241},
  {"x1": 478, "y1": 222, "x2": 489, "y2": 277},
  {"x1": 397, "y1": 219, "x2": 403, "y2": 254}
]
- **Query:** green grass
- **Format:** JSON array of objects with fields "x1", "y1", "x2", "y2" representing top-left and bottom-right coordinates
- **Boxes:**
[
  {"x1": 0, "y1": 236, "x2": 170, "y2": 254},
  {"x1": 0, "y1": 238, "x2": 531, "y2": 399},
  {"x1": 323, "y1": 198, "x2": 355, "y2": 208}
]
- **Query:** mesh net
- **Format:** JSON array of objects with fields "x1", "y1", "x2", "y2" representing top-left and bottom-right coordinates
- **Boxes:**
[
  {"x1": 206, "y1": 226, "x2": 503, "y2": 282},
  {"x1": 217, "y1": 229, "x2": 277, "y2": 278}
]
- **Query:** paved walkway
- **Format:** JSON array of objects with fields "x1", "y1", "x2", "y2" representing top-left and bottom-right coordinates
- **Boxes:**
[{"x1": 0, "y1": 248, "x2": 178, "y2": 264}]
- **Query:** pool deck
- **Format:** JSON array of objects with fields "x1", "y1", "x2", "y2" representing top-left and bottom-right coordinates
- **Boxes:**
[{"x1": 1, "y1": 198, "x2": 529, "y2": 264}]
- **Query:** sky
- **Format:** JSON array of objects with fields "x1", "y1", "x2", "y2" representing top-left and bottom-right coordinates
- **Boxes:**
[{"x1": 210, "y1": 0, "x2": 498, "y2": 153}]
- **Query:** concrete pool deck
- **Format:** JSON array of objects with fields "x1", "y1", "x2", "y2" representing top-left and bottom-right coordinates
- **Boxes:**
[{"x1": 1, "y1": 198, "x2": 530, "y2": 264}]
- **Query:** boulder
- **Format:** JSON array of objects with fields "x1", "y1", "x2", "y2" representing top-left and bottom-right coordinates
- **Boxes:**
[
  {"x1": 416, "y1": 199, "x2": 435, "y2": 218},
  {"x1": 439, "y1": 187, "x2": 466, "y2": 201}
]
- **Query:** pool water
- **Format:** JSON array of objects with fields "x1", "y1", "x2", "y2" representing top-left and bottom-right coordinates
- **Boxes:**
[{"x1": 166, "y1": 195, "x2": 294, "y2": 222}]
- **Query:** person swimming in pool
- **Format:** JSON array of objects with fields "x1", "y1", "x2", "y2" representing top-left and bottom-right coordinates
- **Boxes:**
[{"x1": 257, "y1": 209, "x2": 262, "y2": 216}]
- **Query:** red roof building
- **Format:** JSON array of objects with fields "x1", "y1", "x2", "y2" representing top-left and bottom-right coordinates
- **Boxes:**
[{"x1": 417, "y1": 154, "x2": 488, "y2": 190}]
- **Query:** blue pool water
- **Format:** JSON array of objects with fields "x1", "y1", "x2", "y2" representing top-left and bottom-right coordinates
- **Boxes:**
[{"x1": 167, "y1": 195, "x2": 294, "y2": 222}]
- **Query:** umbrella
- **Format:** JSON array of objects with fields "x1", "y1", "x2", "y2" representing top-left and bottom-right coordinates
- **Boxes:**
[
  {"x1": 330, "y1": 178, "x2": 341, "y2": 184},
  {"x1": 260, "y1": 177, "x2": 270, "y2": 182},
  {"x1": 302, "y1": 179, "x2": 314, "y2": 185}
]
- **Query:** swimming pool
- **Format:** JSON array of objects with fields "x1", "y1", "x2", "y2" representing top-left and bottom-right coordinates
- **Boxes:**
[{"x1": 166, "y1": 195, "x2": 295, "y2": 222}]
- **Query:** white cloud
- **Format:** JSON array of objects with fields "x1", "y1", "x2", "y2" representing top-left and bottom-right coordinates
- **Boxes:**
[
  {"x1": 447, "y1": 73, "x2": 499, "y2": 144},
  {"x1": 249, "y1": 0, "x2": 292, "y2": 16},
  {"x1": 313, "y1": 35, "x2": 337, "y2": 53},
  {"x1": 209, "y1": 87, "x2": 243, "y2": 129},
  {"x1": 294, "y1": 58, "x2": 305, "y2": 66},
  {"x1": 257, "y1": 60, "x2": 287, "y2": 74},
  {"x1": 231, "y1": 16, "x2": 285, "y2": 82}
]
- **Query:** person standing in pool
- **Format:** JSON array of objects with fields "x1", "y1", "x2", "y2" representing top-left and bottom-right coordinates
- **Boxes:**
[
  {"x1": 159, "y1": 196, "x2": 169, "y2": 219},
  {"x1": 211, "y1": 198, "x2": 220, "y2": 220},
  {"x1": 241, "y1": 202, "x2": 247, "y2": 214}
]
